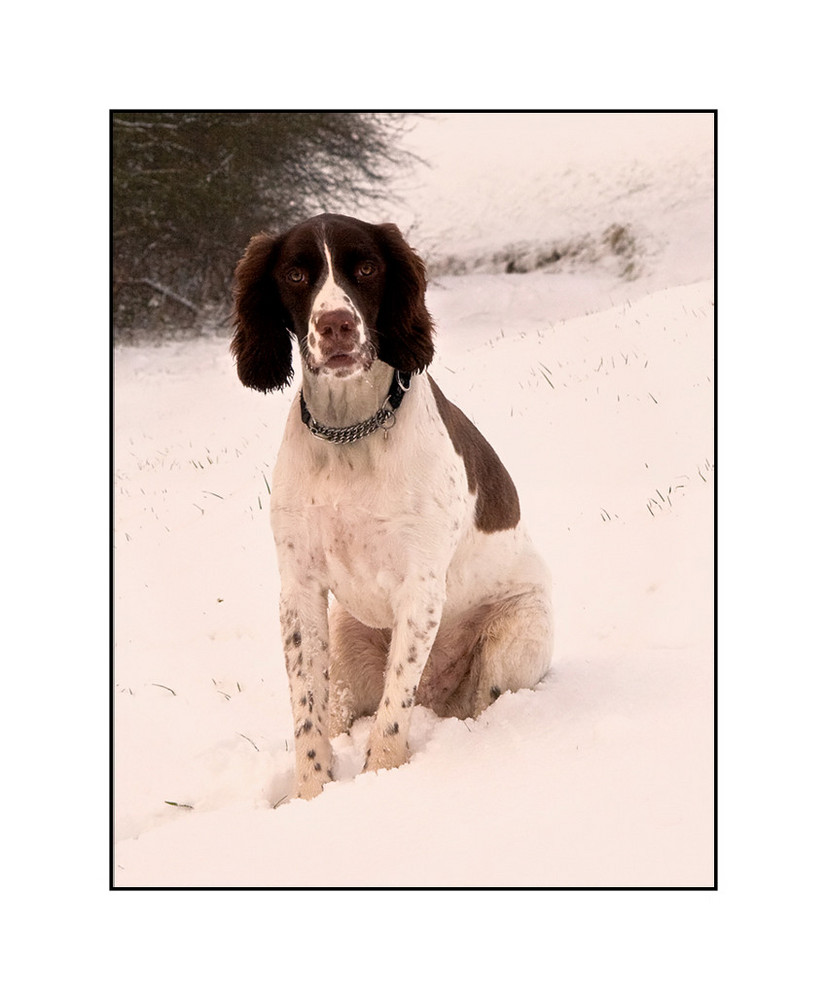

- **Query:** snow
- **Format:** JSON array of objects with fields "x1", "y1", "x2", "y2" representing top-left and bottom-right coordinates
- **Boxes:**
[
  {"x1": 113, "y1": 113, "x2": 715, "y2": 888},
  {"x1": 391, "y1": 111, "x2": 714, "y2": 295}
]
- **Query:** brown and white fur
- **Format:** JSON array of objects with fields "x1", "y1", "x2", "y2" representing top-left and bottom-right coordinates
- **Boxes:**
[{"x1": 232, "y1": 213, "x2": 553, "y2": 800}]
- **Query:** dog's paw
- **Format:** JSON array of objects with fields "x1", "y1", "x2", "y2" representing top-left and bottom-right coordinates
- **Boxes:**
[
  {"x1": 294, "y1": 772, "x2": 333, "y2": 800},
  {"x1": 294, "y1": 752, "x2": 334, "y2": 800},
  {"x1": 363, "y1": 730, "x2": 409, "y2": 774}
]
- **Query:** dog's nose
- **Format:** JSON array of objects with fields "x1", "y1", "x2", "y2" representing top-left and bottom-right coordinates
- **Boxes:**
[{"x1": 315, "y1": 309, "x2": 357, "y2": 343}]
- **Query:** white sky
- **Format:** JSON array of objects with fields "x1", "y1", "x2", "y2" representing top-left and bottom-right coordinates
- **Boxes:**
[{"x1": 403, "y1": 111, "x2": 714, "y2": 174}]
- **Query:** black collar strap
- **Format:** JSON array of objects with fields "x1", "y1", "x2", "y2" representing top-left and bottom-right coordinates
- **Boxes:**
[{"x1": 300, "y1": 370, "x2": 412, "y2": 444}]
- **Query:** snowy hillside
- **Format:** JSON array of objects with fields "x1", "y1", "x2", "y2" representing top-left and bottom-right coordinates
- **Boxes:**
[
  {"x1": 389, "y1": 112, "x2": 713, "y2": 294},
  {"x1": 113, "y1": 113, "x2": 715, "y2": 887}
]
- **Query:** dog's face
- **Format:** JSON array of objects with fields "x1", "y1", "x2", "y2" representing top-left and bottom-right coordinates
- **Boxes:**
[
  {"x1": 275, "y1": 215, "x2": 388, "y2": 378},
  {"x1": 232, "y1": 214, "x2": 434, "y2": 392}
]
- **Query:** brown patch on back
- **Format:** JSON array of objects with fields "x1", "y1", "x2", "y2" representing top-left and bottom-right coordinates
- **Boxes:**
[{"x1": 428, "y1": 376, "x2": 520, "y2": 533}]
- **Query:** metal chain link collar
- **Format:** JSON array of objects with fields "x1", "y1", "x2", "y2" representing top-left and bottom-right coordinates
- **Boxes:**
[{"x1": 299, "y1": 370, "x2": 412, "y2": 444}]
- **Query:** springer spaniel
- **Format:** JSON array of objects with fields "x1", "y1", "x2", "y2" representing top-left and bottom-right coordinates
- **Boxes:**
[{"x1": 232, "y1": 213, "x2": 553, "y2": 800}]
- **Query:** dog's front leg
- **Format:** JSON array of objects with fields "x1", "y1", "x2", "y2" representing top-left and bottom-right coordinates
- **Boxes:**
[
  {"x1": 365, "y1": 585, "x2": 444, "y2": 774},
  {"x1": 279, "y1": 589, "x2": 333, "y2": 800}
]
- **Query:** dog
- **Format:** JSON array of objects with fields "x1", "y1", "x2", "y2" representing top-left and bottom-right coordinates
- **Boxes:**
[{"x1": 232, "y1": 213, "x2": 553, "y2": 800}]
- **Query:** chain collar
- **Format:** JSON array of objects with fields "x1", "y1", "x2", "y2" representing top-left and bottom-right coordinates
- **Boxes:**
[{"x1": 299, "y1": 371, "x2": 412, "y2": 444}]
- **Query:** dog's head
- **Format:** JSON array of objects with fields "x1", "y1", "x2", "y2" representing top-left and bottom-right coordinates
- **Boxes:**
[{"x1": 231, "y1": 214, "x2": 434, "y2": 392}]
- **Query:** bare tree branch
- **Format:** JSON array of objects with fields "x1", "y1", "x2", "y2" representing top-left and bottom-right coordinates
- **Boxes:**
[{"x1": 112, "y1": 112, "x2": 421, "y2": 336}]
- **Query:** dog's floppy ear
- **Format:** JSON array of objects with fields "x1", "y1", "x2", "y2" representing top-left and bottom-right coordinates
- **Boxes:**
[
  {"x1": 373, "y1": 223, "x2": 434, "y2": 374},
  {"x1": 231, "y1": 233, "x2": 294, "y2": 392}
]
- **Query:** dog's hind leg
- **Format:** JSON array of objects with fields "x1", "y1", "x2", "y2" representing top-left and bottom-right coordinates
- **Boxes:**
[
  {"x1": 467, "y1": 589, "x2": 554, "y2": 718},
  {"x1": 328, "y1": 602, "x2": 389, "y2": 737}
]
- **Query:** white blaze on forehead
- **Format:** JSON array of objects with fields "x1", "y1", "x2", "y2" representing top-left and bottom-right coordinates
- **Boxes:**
[
  {"x1": 305, "y1": 239, "x2": 368, "y2": 370},
  {"x1": 309, "y1": 242, "x2": 365, "y2": 334}
]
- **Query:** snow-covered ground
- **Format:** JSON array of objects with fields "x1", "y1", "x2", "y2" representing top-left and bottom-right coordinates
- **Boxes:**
[{"x1": 113, "y1": 113, "x2": 715, "y2": 887}]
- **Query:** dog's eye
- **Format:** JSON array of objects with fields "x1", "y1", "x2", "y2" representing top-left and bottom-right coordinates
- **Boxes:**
[
  {"x1": 356, "y1": 260, "x2": 377, "y2": 278},
  {"x1": 286, "y1": 267, "x2": 307, "y2": 284}
]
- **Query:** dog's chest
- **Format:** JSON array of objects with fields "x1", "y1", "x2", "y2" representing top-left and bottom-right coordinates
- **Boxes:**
[
  {"x1": 310, "y1": 500, "x2": 404, "y2": 625},
  {"x1": 273, "y1": 436, "x2": 469, "y2": 628}
]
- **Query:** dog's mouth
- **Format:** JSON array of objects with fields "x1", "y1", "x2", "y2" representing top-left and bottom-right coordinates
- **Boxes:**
[
  {"x1": 324, "y1": 352, "x2": 360, "y2": 371},
  {"x1": 316, "y1": 346, "x2": 377, "y2": 378},
  {"x1": 303, "y1": 335, "x2": 378, "y2": 378}
]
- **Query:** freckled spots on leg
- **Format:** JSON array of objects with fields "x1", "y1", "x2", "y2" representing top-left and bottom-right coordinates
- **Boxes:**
[
  {"x1": 385, "y1": 721, "x2": 399, "y2": 736},
  {"x1": 314, "y1": 762, "x2": 322, "y2": 771},
  {"x1": 307, "y1": 749, "x2": 316, "y2": 758},
  {"x1": 302, "y1": 718, "x2": 313, "y2": 732}
]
